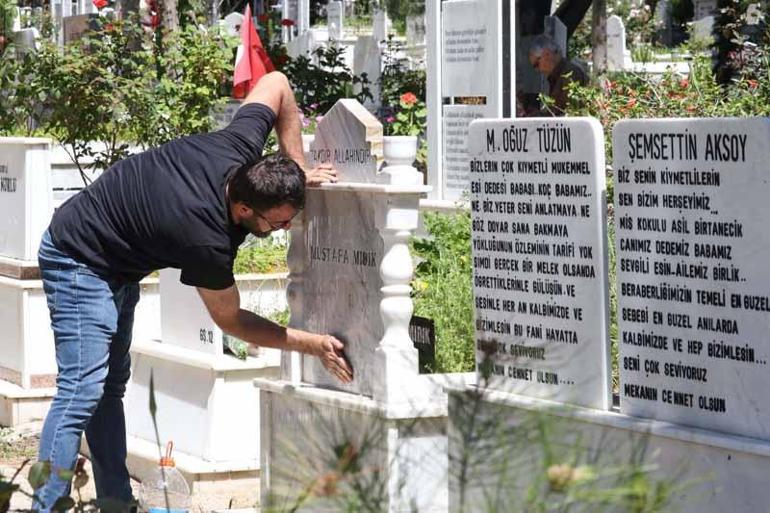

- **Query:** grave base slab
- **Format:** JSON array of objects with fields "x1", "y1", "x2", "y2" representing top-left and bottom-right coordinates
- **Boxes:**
[
  {"x1": 125, "y1": 340, "x2": 281, "y2": 469},
  {"x1": 257, "y1": 374, "x2": 474, "y2": 513},
  {"x1": 0, "y1": 379, "x2": 55, "y2": 427},
  {"x1": 446, "y1": 386, "x2": 770, "y2": 513}
]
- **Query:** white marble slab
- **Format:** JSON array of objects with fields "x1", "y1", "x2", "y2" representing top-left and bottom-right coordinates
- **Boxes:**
[
  {"x1": 614, "y1": 117, "x2": 770, "y2": 441},
  {"x1": 468, "y1": 118, "x2": 611, "y2": 410},
  {"x1": 327, "y1": 0, "x2": 343, "y2": 40},
  {"x1": 0, "y1": 138, "x2": 52, "y2": 261}
]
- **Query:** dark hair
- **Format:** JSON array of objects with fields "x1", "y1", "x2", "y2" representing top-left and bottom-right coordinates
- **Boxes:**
[{"x1": 227, "y1": 154, "x2": 305, "y2": 211}]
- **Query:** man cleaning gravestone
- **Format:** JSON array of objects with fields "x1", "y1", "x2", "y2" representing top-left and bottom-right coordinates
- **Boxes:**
[{"x1": 33, "y1": 71, "x2": 354, "y2": 512}]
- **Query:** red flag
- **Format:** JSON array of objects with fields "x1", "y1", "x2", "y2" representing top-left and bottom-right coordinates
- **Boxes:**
[{"x1": 232, "y1": 5, "x2": 275, "y2": 98}]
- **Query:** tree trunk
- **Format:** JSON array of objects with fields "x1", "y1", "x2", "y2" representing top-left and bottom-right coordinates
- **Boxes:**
[
  {"x1": 160, "y1": 0, "x2": 178, "y2": 31},
  {"x1": 554, "y1": 0, "x2": 592, "y2": 37},
  {"x1": 592, "y1": 0, "x2": 607, "y2": 74}
]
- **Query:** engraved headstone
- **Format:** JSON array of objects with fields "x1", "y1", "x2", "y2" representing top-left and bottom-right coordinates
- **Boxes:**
[
  {"x1": 614, "y1": 118, "x2": 770, "y2": 440},
  {"x1": 468, "y1": 118, "x2": 611, "y2": 410},
  {"x1": 308, "y1": 99, "x2": 383, "y2": 183},
  {"x1": 0, "y1": 138, "x2": 53, "y2": 261},
  {"x1": 439, "y1": 0, "x2": 514, "y2": 202}
]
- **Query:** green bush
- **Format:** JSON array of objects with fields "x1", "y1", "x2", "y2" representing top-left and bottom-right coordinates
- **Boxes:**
[
  {"x1": 411, "y1": 210, "x2": 475, "y2": 373},
  {"x1": 233, "y1": 237, "x2": 289, "y2": 274},
  {"x1": 282, "y1": 45, "x2": 372, "y2": 114}
]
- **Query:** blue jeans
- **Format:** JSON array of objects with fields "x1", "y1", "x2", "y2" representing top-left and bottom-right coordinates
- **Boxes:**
[{"x1": 35, "y1": 230, "x2": 139, "y2": 512}]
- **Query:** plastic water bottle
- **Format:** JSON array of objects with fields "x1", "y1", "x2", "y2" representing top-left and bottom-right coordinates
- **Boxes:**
[{"x1": 140, "y1": 442, "x2": 191, "y2": 513}]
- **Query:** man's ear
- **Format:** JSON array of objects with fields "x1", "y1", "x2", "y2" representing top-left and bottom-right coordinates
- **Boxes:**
[{"x1": 234, "y1": 202, "x2": 254, "y2": 219}]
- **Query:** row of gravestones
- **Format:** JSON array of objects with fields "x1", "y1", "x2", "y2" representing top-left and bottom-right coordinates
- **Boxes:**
[
  {"x1": 469, "y1": 115, "x2": 770, "y2": 439},
  {"x1": 256, "y1": 103, "x2": 770, "y2": 511}
]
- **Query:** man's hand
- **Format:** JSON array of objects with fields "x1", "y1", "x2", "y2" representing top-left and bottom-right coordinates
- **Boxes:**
[
  {"x1": 314, "y1": 335, "x2": 354, "y2": 383},
  {"x1": 305, "y1": 163, "x2": 338, "y2": 187}
]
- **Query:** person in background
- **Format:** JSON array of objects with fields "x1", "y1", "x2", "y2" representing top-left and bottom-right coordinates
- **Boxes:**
[{"x1": 528, "y1": 34, "x2": 589, "y2": 115}]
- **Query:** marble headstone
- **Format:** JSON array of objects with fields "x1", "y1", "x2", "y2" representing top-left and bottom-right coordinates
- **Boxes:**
[
  {"x1": 308, "y1": 99, "x2": 383, "y2": 183},
  {"x1": 406, "y1": 14, "x2": 426, "y2": 47},
  {"x1": 468, "y1": 118, "x2": 611, "y2": 410},
  {"x1": 327, "y1": 1, "x2": 343, "y2": 41},
  {"x1": 694, "y1": 0, "x2": 717, "y2": 19},
  {"x1": 614, "y1": 118, "x2": 770, "y2": 441},
  {"x1": 440, "y1": 0, "x2": 505, "y2": 201},
  {"x1": 0, "y1": 139, "x2": 53, "y2": 261}
]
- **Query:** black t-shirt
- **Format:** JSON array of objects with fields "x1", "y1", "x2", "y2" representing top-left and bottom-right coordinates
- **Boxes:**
[{"x1": 49, "y1": 102, "x2": 276, "y2": 290}]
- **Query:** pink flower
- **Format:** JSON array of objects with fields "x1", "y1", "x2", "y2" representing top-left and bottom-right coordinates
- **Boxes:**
[
  {"x1": 315, "y1": 116, "x2": 323, "y2": 123},
  {"x1": 386, "y1": 116, "x2": 395, "y2": 123},
  {"x1": 400, "y1": 92, "x2": 417, "y2": 105}
]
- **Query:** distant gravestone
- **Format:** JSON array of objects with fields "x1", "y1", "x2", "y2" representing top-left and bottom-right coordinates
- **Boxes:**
[
  {"x1": 614, "y1": 118, "x2": 770, "y2": 441},
  {"x1": 543, "y1": 16, "x2": 566, "y2": 58},
  {"x1": 406, "y1": 14, "x2": 425, "y2": 47},
  {"x1": 12, "y1": 7, "x2": 21, "y2": 31},
  {"x1": 327, "y1": 0, "x2": 343, "y2": 40},
  {"x1": 468, "y1": 118, "x2": 611, "y2": 410},
  {"x1": 222, "y1": 12, "x2": 243, "y2": 37},
  {"x1": 607, "y1": 15, "x2": 630, "y2": 71},
  {"x1": 372, "y1": 8, "x2": 390, "y2": 42},
  {"x1": 308, "y1": 99, "x2": 383, "y2": 183},
  {"x1": 12, "y1": 27, "x2": 40, "y2": 56},
  {"x1": 62, "y1": 14, "x2": 97, "y2": 44},
  {"x1": 353, "y1": 36, "x2": 381, "y2": 111},
  {"x1": 694, "y1": 0, "x2": 717, "y2": 19}
]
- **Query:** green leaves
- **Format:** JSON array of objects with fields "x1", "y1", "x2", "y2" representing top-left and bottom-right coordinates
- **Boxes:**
[
  {"x1": 51, "y1": 496, "x2": 75, "y2": 512},
  {"x1": 27, "y1": 461, "x2": 51, "y2": 490}
]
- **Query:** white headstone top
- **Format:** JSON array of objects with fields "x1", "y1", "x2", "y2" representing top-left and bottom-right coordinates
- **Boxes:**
[
  {"x1": 308, "y1": 99, "x2": 383, "y2": 184},
  {"x1": 353, "y1": 36, "x2": 381, "y2": 111},
  {"x1": 223, "y1": 12, "x2": 243, "y2": 37},
  {"x1": 468, "y1": 118, "x2": 611, "y2": 410},
  {"x1": 614, "y1": 117, "x2": 770, "y2": 441},
  {"x1": 607, "y1": 15, "x2": 629, "y2": 72},
  {"x1": 372, "y1": 8, "x2": 390, "y2": 42}
]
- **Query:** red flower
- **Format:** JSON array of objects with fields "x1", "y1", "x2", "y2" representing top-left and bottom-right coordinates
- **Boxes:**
[
  {"x1": 281, "y1": 18, "x2": 295, "y2": 26},
  {"x1": 92, "y1": 0, "x2": 108, "y2": 9},
  {"x1": 679, "y1": 78, "x2": 689, "y2": 89},
  {"x1": 257, "y1": 14, "x2": 270, "y2": 23},
  {"x1": 150, "y1": 14, "x2": 160, "y2": 27},
  {"x1": 400, "y1": 92, "x2": 418, "y2": 106}
]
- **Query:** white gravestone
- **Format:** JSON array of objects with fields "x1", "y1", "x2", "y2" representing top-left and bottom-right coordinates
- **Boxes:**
[
  {"x1": 353, "y1": 35, "x2": 381, "y2": 112},
  {"x1": 607, "y1": 15, "x2": 631, "y2": 72},
  {"x1": 308, "y1": 99, "x2": 383, "y2": 183},
  {"x1": 614, "y1": 118, "x2": 770, "y2": 441},
  {"x1": 468, "y1": 118, "x2": 611, "y2": 410},
  {"x1": 0, "y1": 138, "x2": 53, "y2": 262},
  {"x1": 326, "y1": 0, "x2": 343, "y2": 41},
  {"x1": 372, "y1": 7, "x2": 390, "y2": 42}
]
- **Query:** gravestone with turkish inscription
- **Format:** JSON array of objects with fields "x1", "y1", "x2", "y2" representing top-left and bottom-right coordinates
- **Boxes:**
[
  {"x1": 468, "y1": 118, "x2": 611, "y2": 410},
  {"x1": 294, "y1": 102, "x2": 389, "y2": 396},
  {"x1": 614, "y1": 118, "x2": 770, "y2": 440},
  {"x1": 0, "y1": 138, "x2": 53, "y2": 262},
  {"x1": 308, "y1": 99, "x2": 383, "y2": 183}
]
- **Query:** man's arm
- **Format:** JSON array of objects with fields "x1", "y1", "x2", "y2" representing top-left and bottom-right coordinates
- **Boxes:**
[
  {"x1": 242, "y1": 72, "x2": 337, "y2": 186},
  {"x1": 197, "y1": 284, "x2": 353, "y2": 383}
]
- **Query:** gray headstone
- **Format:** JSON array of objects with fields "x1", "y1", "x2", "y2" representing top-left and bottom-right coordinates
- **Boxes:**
[
  {"x1": 327, "y1": 0, "x2": 343, "y2": 40},
  {"x1": 614, "y1": 117, "x2": 770, "y2": 441},
  {"x1": 353, "y1": 36, "x2": 381, "y2": 111},
  {"x1": 406, "y1": 14, "x2": 425, "y2": 47},
  {"x1": 12, "y1": 27, "x2": 40, "y2": 56},
  {"x1": 468, "y1": 118, "x2": 611, "y2": 410},
  {"x1": 694, "y1": 0, "x2": 717, "y2": 19},
  {"x1": 543, "y1": 15, "x2": 567, "y2": 58}
]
